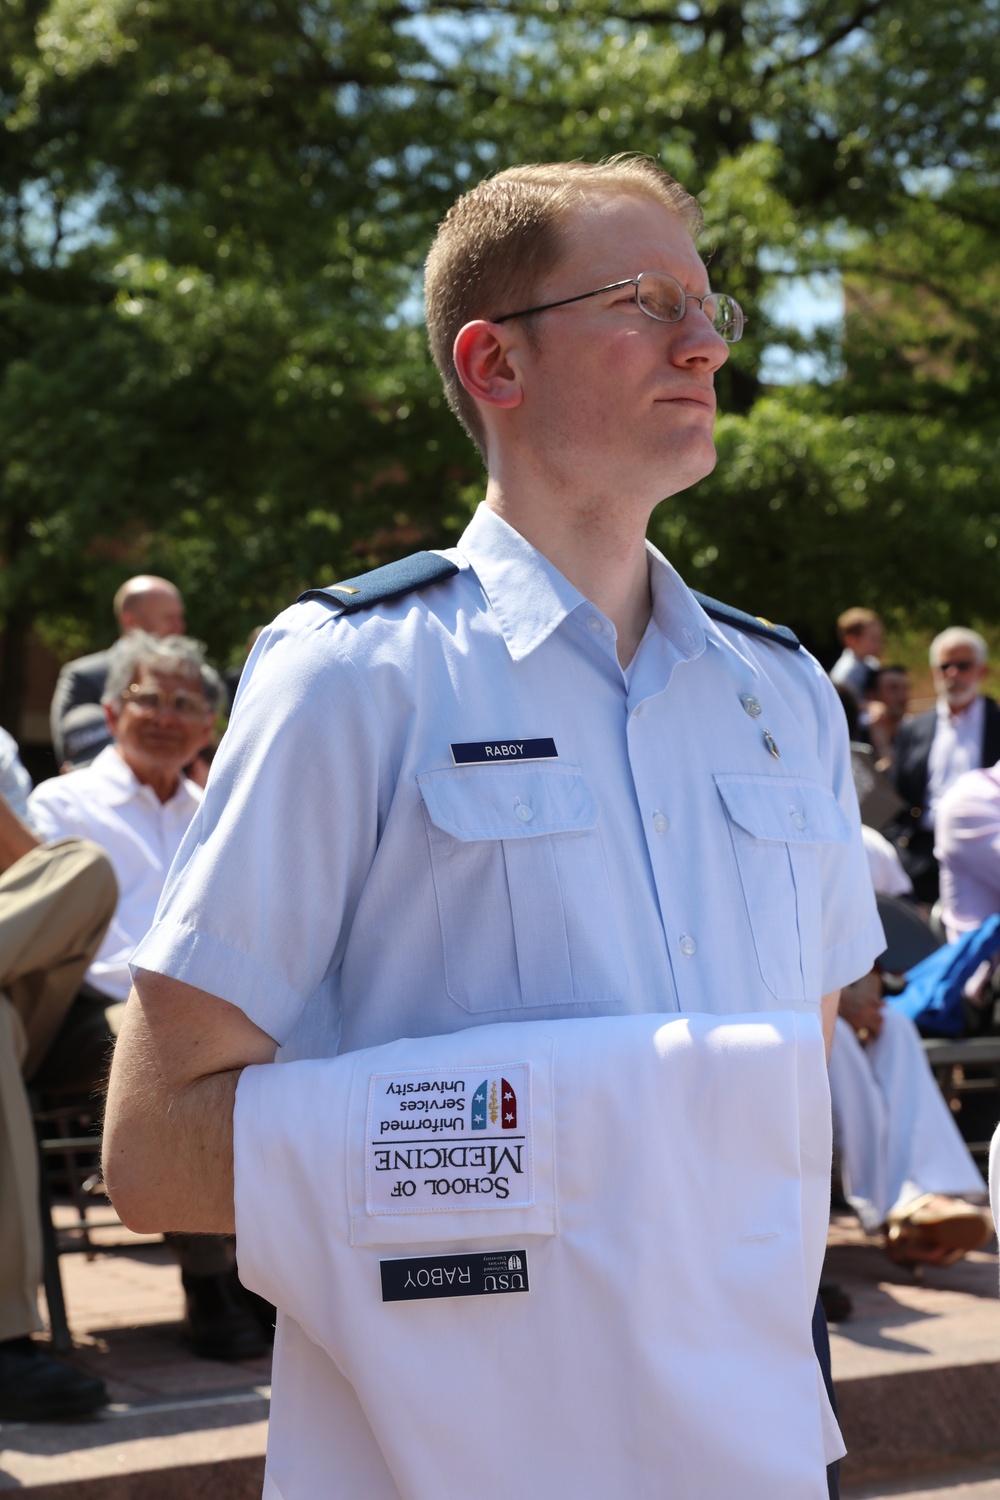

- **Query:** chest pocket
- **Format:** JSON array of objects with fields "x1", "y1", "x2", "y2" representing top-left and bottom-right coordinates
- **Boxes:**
[
  {"x1": 714, "y1": 774, "x2": 851, "y2": 1002},
  {"x1": 417, "y1": 764, "x2": 626, "y2": 1013}
]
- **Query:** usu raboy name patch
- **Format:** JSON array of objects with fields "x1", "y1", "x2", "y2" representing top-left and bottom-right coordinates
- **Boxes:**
[
  {"x1": 380, "y1": 1250, "x2": 529, "y2": 1303},
  {"x1": 366, "y1": 1063, "x2": 532, "y2": 1215},
  {"x1": 450, "y1": 738, "x2": 557, "y2": 765}
]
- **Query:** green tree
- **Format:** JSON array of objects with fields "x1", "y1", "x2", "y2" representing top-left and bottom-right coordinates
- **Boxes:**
[{"x1": 2, "y1": 0, "x2": 1000, "y2": 730}]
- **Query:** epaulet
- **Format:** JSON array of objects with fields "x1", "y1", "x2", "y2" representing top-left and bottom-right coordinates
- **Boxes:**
[
  {"x1": 298, "y1": 552, "x2": 460, "y2": 614},
  {"x1": 692, "y1": 590, "x2": 800, "y2": 651}
]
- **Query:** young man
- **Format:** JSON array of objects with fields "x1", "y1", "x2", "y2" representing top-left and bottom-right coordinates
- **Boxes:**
[
  {"x1": 105, "y1": 160, "x2": 882, "y2": 1496},
  {"x1": 829, "y1": 608, "x2": 884, "y2": 706}
]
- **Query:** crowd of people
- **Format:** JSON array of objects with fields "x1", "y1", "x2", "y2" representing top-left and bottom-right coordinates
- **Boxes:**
[
  {"x1": 826, "y1": 607, "x2": 1000, "y2": 1276},
  {"x1": 0, "y1": 576, "x2": 267, "y2": 1422},
  {"x1": 3, "y1": 581, "x2": 999, "y2": 1431}
]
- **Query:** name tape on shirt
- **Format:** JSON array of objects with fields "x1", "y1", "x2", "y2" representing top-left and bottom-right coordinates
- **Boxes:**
[
  {"x1": 450, "y1": 739, "x2": 558, "y2": 765},
  {"x1": 380, "y1": 1250, "x2": 530, "y2": 1303},
  {"x1": 366, "y1": 1063, "x2": 532, "y2": 1215}
]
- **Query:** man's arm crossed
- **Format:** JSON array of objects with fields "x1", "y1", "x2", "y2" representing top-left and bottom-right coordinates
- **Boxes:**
[{"x1": 103, "y1": 970, "x2": 276, "y2": 1235}]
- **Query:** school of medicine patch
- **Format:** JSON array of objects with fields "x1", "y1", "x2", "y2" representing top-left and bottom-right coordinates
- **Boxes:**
[{"x1": 366, "y1": 1063, "x2": 533, "y2": 1215}]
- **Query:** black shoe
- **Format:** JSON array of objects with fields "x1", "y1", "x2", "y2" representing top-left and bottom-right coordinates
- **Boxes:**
[
  {"x1": 0, "y1": 1336, "x2": 108, "y2": 1421},
  {"x1": 241, "y1": 1286, "x2": 277, "y2": 1344},
  {"x1": 819, "y1": 1281, "x2": 852, "y2": 1324},
  {"x1": 181, "y1": 1269, "x2": 271, "y2": 1361}
]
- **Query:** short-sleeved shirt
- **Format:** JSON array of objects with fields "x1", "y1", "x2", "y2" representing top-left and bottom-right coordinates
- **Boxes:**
[
  {"x1": 134, "y1": 504, "x2": 881, "y2": 1495},
  {"x1": 29, "y1": 746, "x2": 202, "y2": 1001},
  {"x1": 136, "y1": 503, "x2": 881, "y2": 1052}
]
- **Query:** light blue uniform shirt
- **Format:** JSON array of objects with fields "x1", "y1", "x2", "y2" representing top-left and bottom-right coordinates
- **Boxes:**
[{"x1": 134, "y1": 505, "x2": 883, "y2": 1059}]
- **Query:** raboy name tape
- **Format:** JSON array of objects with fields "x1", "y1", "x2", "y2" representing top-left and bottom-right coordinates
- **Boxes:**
[
  {"x1": 450, "y1": 738, "x2": 558, "y2": 765},
  {"x1": 381, "y1": 1250, "x2": 529, "y2": 1303}
]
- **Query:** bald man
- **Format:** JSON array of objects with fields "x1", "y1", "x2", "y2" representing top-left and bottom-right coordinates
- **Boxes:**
[{"x1": 50, "y1": 577, "x2": 185, "y2": 763}]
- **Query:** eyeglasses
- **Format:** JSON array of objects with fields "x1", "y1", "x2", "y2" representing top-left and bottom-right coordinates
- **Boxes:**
[
  {"x1": 937, "y1": 660, "x2": 978, "y2": 674},
  {"x1": 121, "y1": 685, "x2": 210, "y2": 718},
  {"x1": 492, "y1": 270, "x2": 745, "y2": 343}
]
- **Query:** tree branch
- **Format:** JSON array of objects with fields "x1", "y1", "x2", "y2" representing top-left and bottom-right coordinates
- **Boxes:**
[{"x1": 762, "y1": 0, "x2": 884, "y2": 82}]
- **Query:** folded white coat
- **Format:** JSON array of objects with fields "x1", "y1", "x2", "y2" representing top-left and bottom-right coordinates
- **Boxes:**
[{"x1": 234, "y1": 1009, "x2": 840, "y2": 1500}]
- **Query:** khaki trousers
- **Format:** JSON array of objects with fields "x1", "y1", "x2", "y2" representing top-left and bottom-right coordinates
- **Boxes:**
[{"x1": 0, "y1": 840, "x2": 117, "y2": 1340}]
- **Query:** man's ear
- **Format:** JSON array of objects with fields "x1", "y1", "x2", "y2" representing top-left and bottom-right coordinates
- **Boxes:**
[
  {"x1": 452, "y1": 320, "x2": 524, "y2": 411},
  {"x1": 103, "y1": 702, "x2": 119, "y2": 736}
]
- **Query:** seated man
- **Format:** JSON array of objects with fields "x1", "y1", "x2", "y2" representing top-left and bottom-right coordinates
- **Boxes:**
[
  {"x1": 830, "y1": 976, "x2": 989, "y2": 1263},
  {"x1": 0, "y1": 786, "x2": 117, "y2": 1419},
  {"x1": 29, "y1": 631, "x2": 269, "y2": 1362}
]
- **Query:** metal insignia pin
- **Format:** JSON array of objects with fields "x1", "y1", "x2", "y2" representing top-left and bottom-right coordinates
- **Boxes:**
[
  {"x1": 740, "y1": 693, "x2": 762, "y2": 718},
  {"x1": 764, "y1": 729, "x2": 780, "y2": 759}
]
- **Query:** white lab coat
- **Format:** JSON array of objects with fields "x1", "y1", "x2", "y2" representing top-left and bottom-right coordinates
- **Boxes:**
[{"x1": 235, "y1": 1010, "x2": 841, "y2": 1500}]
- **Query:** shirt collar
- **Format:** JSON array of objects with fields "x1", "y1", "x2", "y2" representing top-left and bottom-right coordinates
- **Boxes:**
[
  {"x1": 457, "y1": 503, "x2": 730, "y2": 669},
  {"x1": 86, "y1": 744, "x2": 201, "y2": 810},
  {"x1": 456, "y1": 505, "x2": 589, "y2": 662}
]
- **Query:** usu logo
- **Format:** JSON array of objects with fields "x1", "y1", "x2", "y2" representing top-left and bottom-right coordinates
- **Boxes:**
[
  {"x1": 380, "y1": 1250, "x2": 530, "y2": 1302},
  {"x1": 471, "y1": 1077, "x2": 517, "y2": 1132}
]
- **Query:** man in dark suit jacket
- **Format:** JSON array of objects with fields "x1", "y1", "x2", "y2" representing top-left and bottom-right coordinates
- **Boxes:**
[
  {"x1": 49, "y1": 576, "x2": 185, "y2": 762},
  {"x1": 887, "y1": 628, "x2": 1000, "y2": 903}
]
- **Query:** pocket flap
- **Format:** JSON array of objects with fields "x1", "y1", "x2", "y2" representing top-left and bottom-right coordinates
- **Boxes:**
[
  {"x1": 714, "y1": 774, "x2": 851, "y2": 845},
  {"x1": 418, "y1": 764, "x2": 598, "y2": 842}
]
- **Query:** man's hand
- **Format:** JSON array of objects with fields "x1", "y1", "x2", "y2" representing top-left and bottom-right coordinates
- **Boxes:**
[
  {"x1": 0, "y1": 791, "x2": 39, "y2": 873},
  {"x1": 103, "y1": 970, "x2": 276, "y2": 1235},
  {"x1": 836, "y1": 969, "x2": 885, "y2": 1043}
]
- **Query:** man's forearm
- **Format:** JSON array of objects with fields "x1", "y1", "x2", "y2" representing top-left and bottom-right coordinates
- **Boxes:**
[
  {"x1": 821, "y1": 989, "x2": 840, "y2": 1062},
  {"x1": 0, "y1": 793, "x2": 40, "y2": 873},
  {"x1": 103, "y1": 972, "x2": 276, "y2": 1235}
]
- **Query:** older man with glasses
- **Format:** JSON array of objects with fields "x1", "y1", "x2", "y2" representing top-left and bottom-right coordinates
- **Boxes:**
[
  {"x1": 29, "y1": 632, "x2": 270, "y2": 1364},
  {"x1": 886, "y1": 628, "x2": 1000, "y2": 903}
]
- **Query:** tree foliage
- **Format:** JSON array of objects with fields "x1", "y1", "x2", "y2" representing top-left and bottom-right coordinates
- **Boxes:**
[{"x1": 2, "y1": 0, "x2": 1000, "y2": 724}]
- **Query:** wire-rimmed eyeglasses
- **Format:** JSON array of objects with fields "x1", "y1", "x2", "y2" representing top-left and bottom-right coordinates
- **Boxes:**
[
  {"x1": 121, "y1": 684, "x2": 211, "y2": 719},
  {"x1": 492, "y1": 270, "x2": 745, "y2": 343}
]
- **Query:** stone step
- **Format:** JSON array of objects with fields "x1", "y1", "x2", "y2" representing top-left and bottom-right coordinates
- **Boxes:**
[
  {"x1": 827, "y1": 1215, "x2": 1000, "y2": 1485},
  {"x1": 3, "y1": 1210, "x2": 998, "y2": 1494}
]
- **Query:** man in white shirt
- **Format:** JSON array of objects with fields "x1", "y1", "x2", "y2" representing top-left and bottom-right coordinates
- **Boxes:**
[
  {"x1": 888, "y1": 628, "x2": 1000, "y2": 903},
  {"x1": 31, "y1": 632, "x2": 269, "y2": 1362},
  {"x1": 104, "y1": 159, "x2": 883, "y2": 1497},
  {"x1": 49, "y1": 575, "x2": 186, "y2": 764}
]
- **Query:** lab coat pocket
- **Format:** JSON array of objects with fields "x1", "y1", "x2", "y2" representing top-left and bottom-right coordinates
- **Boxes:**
[
  {"x1": 714, "y1": 774, "x2": 851, "y2": 1002},
  {"x1": 348, "y1": 1031, "x2": 558, "y2": 1248},
  {"x1": 418, "y1": 763, "x2": 626, "y2": 1013}
]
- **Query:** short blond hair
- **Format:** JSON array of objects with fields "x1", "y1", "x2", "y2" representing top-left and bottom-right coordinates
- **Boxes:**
[
  {"x1": 836, "y1": 607, "x2": 880, "y2": 644},
  {"x1": 424, "y1": 157, "x2": 703, "y2": 456}
]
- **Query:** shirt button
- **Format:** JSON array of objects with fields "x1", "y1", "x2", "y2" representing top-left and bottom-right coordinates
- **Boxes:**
[
  {"x1": 515, "y1": 804, "x2": 533, "y2": 823},
  {"x1": 587, "y1": 616, "x2": 602, "y2": 633},
  {"x1": 679, "y1": 934, "x2": 696, "y2": 958},
  {"x1": 790, "y1": 810, "x2": 806, "y2": 830},
  {"x1": 652, "y1": 813, "x2": 668, "y2": 835}
]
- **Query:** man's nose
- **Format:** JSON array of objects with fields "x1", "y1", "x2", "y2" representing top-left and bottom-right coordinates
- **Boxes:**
[{"x1": 671, "y1": 308, "x2": 729, "y2": 370}]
